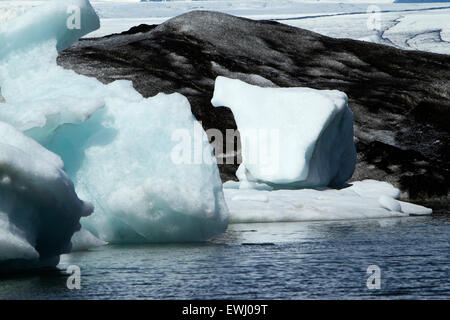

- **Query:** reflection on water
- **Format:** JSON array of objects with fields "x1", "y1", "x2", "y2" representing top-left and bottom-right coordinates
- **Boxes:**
[{"x1": 0, "y1": 214, "x2": 449, "y2": 299}]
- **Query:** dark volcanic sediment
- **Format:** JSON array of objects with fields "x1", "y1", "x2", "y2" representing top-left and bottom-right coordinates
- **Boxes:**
[{"x1": 57, "y1": 11, "x2": 450, "y2": 206}]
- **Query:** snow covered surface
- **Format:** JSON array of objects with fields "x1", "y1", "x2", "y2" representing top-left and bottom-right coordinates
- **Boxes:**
[
  {"x1": 282, "y1": 5, "x2": 450, "y2": 55},
  {"x1": 1, "y1": 2, "x2": 449, "y2": 54},
  {"x1": 212, "y1": 76, "x2": 356, "y2": 188},
  {"x1": 0, "y1": 122, "x2": 93, "y2": 271},
  {"x1": 224, "y1": 179, "x2": 432, "y2": 223},
  {"x1": 0, "y1": 0, "x2": 229, "y2": 246},
  {"x1": 382, "y1": 13, "x2": 450, "y2": 53}
]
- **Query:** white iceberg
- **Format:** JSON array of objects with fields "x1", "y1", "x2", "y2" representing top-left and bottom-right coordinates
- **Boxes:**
[
  {"x1": 0, "y1": 0, "x2": 99, "y2": 57},
  {"x1": 224, "y1": 179, "x2": 432, "y2": 223},
  {"x1": 70, "y1": 229, "x2": 107, "y2": 252},
  {"x1": 211, "y1": 76, "x2": 356, "y2": 189},
  {"x1": 213, "y1": 77, "x2": 432, "y2": 221},
  {"x1": 46, "y1": 85, "x2": 229, "y2": 243},
  {"x1": 0, "y1": 0, "x2": 229, "y2": 245},
  {"x1": 0, "y1": 0, "x2": 103, "y2": 145},
  {"x1": 0, "y1": 39, "x2": 106, "y2": 145},
  {"x1": 0, "y1": 122, "x2": 93, "y2": 271}
]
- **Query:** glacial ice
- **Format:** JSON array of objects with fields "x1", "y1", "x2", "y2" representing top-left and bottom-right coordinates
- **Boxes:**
[
  {"x1": 0, "y1": 0, "x2": 435, "y2": 267},
  {"x1": 211, "y1": 76, "x2": 357, "y2": 189},
  {"x1": 0, "y1": 39, "x2": 106, "y2": 145},
  {"x1": 213, "y1": 78, "x2": 431, "y2": 220},
  {"x1": 71, "y1": 229, "x2": 107, "y2": 252},
  {"x1": 0, "y1": 0, "x2": 99, "y2": 56},
  {"x1": 0, "y1": 121, "x2": 93, "y2": 271},
  {"x1": 0, "y1": 0, "x2": 103, "y2": 145},
  {"x1": 224, "y1": 180, "x2": 432, "y2": 223},
  {"x1": 0, "y1": 0, "x2": 229, "y2": 245},
  {"x1": 47, "y1": 86, "x2": 229, "y2": 243}
]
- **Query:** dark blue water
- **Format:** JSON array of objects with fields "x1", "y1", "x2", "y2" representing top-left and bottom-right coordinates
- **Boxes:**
[{"x1": 0, "y1": 213, "x2": 448, "y2": 299}]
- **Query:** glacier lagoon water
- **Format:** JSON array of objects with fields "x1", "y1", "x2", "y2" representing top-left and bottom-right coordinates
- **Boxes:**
[{"x1": 0, "y1": 213, "x2": 448, "y2": 299}]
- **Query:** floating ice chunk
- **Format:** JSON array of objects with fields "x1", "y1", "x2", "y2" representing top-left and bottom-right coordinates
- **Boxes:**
[
  {"x1": 211, "y1": 76, "x2": 356, "y2": 188},
  {"x1": 378, "y1": 195, "x2": 401, "y2": 212},
  {"x1": 0, "y1": 0, "x2": 99, "y2": 57},
  {"x1": 0, "y1": 122, "x2": 92, "y2": 271},
  {"x1": 0, "y1": 223, "x2": 39, "y2": 262},
  {"x1": 0, "y1": 1, "x2": 229, "y2": 244},
  {"x1": 0, "y1": 1, "x2": 104, "y2": 145},
  {"x1": 0, "y1": 39, "x2": 105, "y2": 145},
  {"x1": 398, "y1": 201, "x2": 433, "y2": 216},
  {"x1": 71, "y1": 229, "x2": 107, "y2": 252},
  {"x1": 224, "y1": 180, "x2": 432, "y2": 223},
  {"x1": 46, "y1": 87, "x2": 229, "y2": 243}
]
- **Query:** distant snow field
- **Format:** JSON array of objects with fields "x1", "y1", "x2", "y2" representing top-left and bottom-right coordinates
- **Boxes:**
[{"x1": 1, "y1": 1, "x2": 449, "y2": 54}]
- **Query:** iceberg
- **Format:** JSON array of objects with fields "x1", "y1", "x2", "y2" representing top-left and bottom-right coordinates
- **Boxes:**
[
  {"x1": 213, "y1": 77, "x2": 432, "y2": 220},
  {"x1": 0, "y1": 0, "x2": 433, "y2": 262},
  {"x1": 0, "y1": 0, "x2": 102, "y2": 144},
  {"x1": 211, "y1": 76, "x2": 356, "y2": 189},
  {"x1": 224, "y1": 180, "x2": 432, "y2": 223},
  {"x1": 0, "y1": 0, "x2": 229, "y2": 245},
  {"x1": 0, "y1": 122, "x2": 92, "y2": 271},
  {"x1": 70, "y1": 229, "x2": 107, "y2": 252},
  {"x1": 0, "y1": 0, "x2": 99, "y2": 57},
  {"x1": 46, "y1": 85, "x2": 229, "y2": 243}
]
